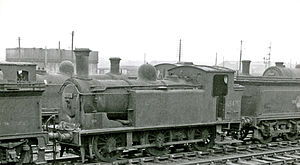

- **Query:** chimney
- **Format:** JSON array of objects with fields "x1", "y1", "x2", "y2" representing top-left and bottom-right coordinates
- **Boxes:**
[
  {"x1": 242, "y1": 60, "x2": 251, "y2": 75},
  {"x1": 74, "y1": 48, "x2": 91, "y2": 79},
  {"x1": 109, "y1": 57, "x2": 121, "y2": 74},
  {"x1": 275, "y1": 62, "x2": 284, "y2": 67}
]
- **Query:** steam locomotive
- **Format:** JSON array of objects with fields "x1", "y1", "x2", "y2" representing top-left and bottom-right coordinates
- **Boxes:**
[
  {"x1": 3, "y1": 47, "x2": 300, "y2": 164},
  {"x1": 50, "y1": 48, "x2": 243, "y2": 162},
  {"x1": 156, "y1": 60, "x2": 300, "y2": 144},
  {"x1": 50, "y1": 49, "x2": 300, "y2": 163},
  {"x1": 236, "y1": 60, "x2": 300, "y2": 143}
]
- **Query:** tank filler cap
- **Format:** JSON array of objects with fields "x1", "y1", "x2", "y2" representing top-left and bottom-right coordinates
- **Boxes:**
[
  {"x1": 138, "y1": 64, "x2": 157, "y2": 81},
  {"x1": 59, "y1": 60, "x2": 74, "y2": 76}
]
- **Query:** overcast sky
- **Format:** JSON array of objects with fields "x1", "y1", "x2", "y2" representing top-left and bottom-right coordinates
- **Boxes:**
[{"x1": 0, "y1": 0, "x2": 300, "y2": 65}]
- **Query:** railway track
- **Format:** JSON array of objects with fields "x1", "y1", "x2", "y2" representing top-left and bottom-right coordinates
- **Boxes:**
[{"x1": 43, "y1": 140, "x2": 300, "y2": 165}]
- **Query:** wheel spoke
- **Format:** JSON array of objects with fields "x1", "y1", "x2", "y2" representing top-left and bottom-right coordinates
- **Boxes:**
[
  {"x1": 97, "y1": 142, "x2": 106, "y2": 145},
  {"x1": 141, "y1": 131, "x2": 170, "y2": 156},
  {"x1": 92, "y1": 135, "x2": 124, "y2": 162},
  {"x1": 188, "y1": 128, "x2": 215, "y2": 151},
  {"x1": 240, "y1": 128, "x2": 249, "y2": 140},
  {"x1": 257, "y1": 122, "x2": 273, "y2": 144}
]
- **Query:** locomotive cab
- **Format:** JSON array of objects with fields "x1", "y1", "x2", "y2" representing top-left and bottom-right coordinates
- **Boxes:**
[
  {"x1": 0, "y1": 62, "x2": 47, "y2": 164},
  {"x1": 0, "y1": 62, "x2": 37, "y2": 82},
  {"x1": 168, "y1": 65, "x2": 243, "y2": 122}
]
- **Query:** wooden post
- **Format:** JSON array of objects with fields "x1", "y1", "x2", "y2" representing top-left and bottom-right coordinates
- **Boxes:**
[
  {"x1": 178, "y1": 39, "x2": 182, "y2": 63},
  {"x1": 71, "y1": 31, "x2": 74, "y2": 62},
  {"x1": 239, "y1": 40, "x2": 243, "y2": 72},
  {"x1": 18, "y1": 37, "x2": 21, "y2": 62}
]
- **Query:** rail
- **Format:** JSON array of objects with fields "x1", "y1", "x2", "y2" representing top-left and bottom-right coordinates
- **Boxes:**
[{"x1": 42, "y1": 139, "x2": 300, "y2": 164}]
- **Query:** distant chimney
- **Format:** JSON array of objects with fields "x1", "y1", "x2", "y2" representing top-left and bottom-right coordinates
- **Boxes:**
[
  {"x1": 74, "y1": 48, "x2": 91, "y2": 79},
  {"x1": 177, "y1": 61, "x2": 194, "y2": 65},
  {"x1": 242, "y1": 60, "x2": 251, "y2": 75},
  {"x1": 109, "y1": 57, "x2": 121, "y2": 74},
  {"x1": 275, "y1": 62, "x2": 284, "y2": 67}
]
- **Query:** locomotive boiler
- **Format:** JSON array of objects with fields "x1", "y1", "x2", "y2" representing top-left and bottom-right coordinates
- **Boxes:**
[
  {"x1": 263, "y1": 62, "x2": 300, "y2": 78},
  {"x1": 51, "y1": 48, "x2": 244, "y2": 162},
  {"x1": 37, "y1": 58, "x2": 127, "y2": 123}
]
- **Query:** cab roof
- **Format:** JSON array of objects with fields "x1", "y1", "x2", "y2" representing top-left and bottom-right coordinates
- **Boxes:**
[
  {"x1": 0, "y1": 61, "x2": 36, "y2": 66},
  {"x1": 169, "y1": 65, "x2": 235, "y2": 73}
]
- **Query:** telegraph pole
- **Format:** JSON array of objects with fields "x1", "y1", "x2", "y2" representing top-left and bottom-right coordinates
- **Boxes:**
[
  {"x1": 215, "y1": 52, "x2": 218, "y2": 66},
  {"x1": 59, "y1": 41, "x2": 61, "y2": 62},
  {"x1": 144, "y1": 53, "x2": 146, "y2": 64},
  {"x1": 239, "y1": 40, "x2": 243, "y2": 72},
  {"x1": 45, "y1": 46, "x2": 47, "y2": 69},
  {"x1": 267, "y1": 42, "x2": 271, "y2": 68},
  {"x1": 263, "y1": 42, "x2": 271, "y2": 68},
  {"x1": 18, "y1": 37, "x2": 21, "y2": 62},
  {"x1": 71, "y1": 31, "x2": 74, "y2": 61},
  {"x1": 178, "y1": 39, "x2": 182, "y2": 63}
]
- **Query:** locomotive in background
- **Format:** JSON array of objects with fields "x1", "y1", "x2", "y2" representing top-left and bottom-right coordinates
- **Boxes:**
[
  {"x1": 3, "y1": 46, "x2": 300, "y2": 164},
  {"x1": 156, "y1": 60, "x2": 300, "y2": 144},
  {"x1": 50, "y1": 48, "x2": 244, "y2": 162},
  {"x1": 236, "y1": 60, "x2": 300, "y2": 143},
  {"x1": 0, "y1": 62, "x2": 47, "y2": 164}
]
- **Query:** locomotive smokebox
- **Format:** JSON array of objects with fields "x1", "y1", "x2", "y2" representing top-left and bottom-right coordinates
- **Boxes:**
[
  {"x1": 109, "y1": 57, "x2": 121, "y2": 74},
  {"x1": 242, "y1": 60, "x2": 251, "y2": 75},
  {"x1": 74, "y1": 48, "x2": 91, "y2": 79}
]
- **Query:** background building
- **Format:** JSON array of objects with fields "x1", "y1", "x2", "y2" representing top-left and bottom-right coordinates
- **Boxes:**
[{"x1": 6, "y1": 48, "x2": 98, "y2": 74}]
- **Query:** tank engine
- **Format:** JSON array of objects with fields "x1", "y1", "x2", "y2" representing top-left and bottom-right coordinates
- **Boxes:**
[
  {"x1": 235, "y1": 61, "x2": 300, "y2": 143},
  {"x1": 50, "y1": 48, "x2": 243, "y2": 162},
  {"x1": 0, "y1": 62, "x2": 47, "y2": 164}
]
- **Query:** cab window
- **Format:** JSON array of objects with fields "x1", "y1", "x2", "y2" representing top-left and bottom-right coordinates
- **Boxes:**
[
  {"x1": 212, "y1": 75, "x2": 228, "y2": 96},
  {"x1": 17, "y1": 70, "x2": 29, "y2": 82}
]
